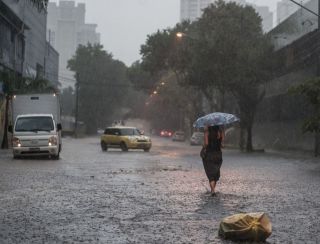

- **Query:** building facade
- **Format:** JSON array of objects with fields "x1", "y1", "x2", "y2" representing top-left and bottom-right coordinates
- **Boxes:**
[
  {"x1": 180, "y1": 0, "x2": 214, "y2": 22},
  {"x1": 276, "y1": 0, "x2": 299, "y2": 24},
  {"x1": 271, "y1": 0, "x2": 318, "y2": 51},
  {"x1": 1, "y1": 0, "x2": 59, "y2": 87},
  {"x1": 0, "y1": 1, "x2": 26, "y2": 76},
  {"x1": 180, "y1": 0, "x2": 272, "y2": 32},
  {"x1": 47, "y1": 1, "x2": 100, "y2": 88}
]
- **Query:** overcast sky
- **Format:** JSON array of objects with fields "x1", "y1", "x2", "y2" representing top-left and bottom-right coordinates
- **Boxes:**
[{"x1": 50, "y1": 0, "x2": 292, "y2": 66}]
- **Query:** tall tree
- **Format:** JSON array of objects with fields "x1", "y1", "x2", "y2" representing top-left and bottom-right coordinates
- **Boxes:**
[
  {"x1": 68, "y1": 44, "x2": 129, "y2": 134},
  {"x1": 139, "y1": 21, "x2": 202, "y2": 131},
  {"x1": 127, "y1": 61, "x2": 155, "y2": 93},
  {"x1": 60, "y1": 87, "x2": 75, "y2": 116},
  {"x1": 180, "y1": 1, "x2": 274, "y2": 151}
]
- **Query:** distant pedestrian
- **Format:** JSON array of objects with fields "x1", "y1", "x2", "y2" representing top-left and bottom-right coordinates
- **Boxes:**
[{"x1": 201, "y1": 125, "x2": 223, "y2": 196}]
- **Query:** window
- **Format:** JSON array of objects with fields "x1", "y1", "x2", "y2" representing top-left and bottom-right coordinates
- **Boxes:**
[
  {"x1": 15, "y1": 116, "x2": 54, "y2": 132},
  {"x1": 120, "y1": 128, "x2": 140, "y2": 136}
]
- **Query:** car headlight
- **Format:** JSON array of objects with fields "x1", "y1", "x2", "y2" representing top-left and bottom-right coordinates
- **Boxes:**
[
  {"x1": 48, "y1": 136, "x2": 58, "y2": 146},
  {"x1": 12, "y1": 137, "x2": 21, "y2": 147},
  {"x1": 129, "y1": 137, "x2": 137, "y2": 142}
]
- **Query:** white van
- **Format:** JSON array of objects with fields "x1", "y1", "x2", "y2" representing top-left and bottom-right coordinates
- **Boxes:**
[{"x1": 9, "y1": 94, "x2": 62, "y2": 159}]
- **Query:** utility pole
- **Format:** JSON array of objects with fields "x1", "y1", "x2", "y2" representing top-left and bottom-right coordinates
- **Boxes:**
[
  {"x1": 316, "y1": 0, "x2": 320, "y2": 156},
  {"x1": 74, "y1": 73, "x2": 79, "y2": 138}
]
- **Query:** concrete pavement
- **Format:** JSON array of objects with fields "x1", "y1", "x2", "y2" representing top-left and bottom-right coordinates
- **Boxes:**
[{"x1": 0, "y1": 136, "x2": 319, "y2": 243}]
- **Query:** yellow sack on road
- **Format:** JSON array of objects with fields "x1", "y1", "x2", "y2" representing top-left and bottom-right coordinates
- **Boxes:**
[{"x1": 219, "y1": 212, "x2": 272, "y2": 242}]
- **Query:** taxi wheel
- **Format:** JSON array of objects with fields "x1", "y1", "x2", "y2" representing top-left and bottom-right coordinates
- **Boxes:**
[
  {"x1": 101, "y1": 141, "x2": 108, "y2": 151},
  {"x1": 120, "y1": 142, "x2": 128, "y2": 152}
]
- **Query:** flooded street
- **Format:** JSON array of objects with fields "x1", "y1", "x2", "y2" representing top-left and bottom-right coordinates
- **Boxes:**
[{"x1": 0, "y1": 137, "x2": 320, "y2": 243}]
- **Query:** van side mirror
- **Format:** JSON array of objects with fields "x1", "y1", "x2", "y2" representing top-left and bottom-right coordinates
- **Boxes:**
[
  {"x1": 8, "y1": 125, "x2": 13, "y2": 133},
  {"x1": 57, "y1": 123, "x2": 62, "y2": 131}
]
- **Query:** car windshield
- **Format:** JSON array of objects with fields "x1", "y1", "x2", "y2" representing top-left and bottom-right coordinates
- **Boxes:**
[
  {"x1": 120, "y1": 128, "x2": 141, "y2": 136},
  {"x1": 15, "y1": 116, "x2": 54, "y2": 132}
]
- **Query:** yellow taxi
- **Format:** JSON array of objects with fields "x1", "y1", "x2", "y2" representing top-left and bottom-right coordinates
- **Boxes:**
[{"x1": 100, "y1": 127, "x2": 152, "y2": 152}]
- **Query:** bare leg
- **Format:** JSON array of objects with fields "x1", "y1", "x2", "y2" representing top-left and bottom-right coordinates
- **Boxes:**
[{"x1": 209, "y1": 180, "x2": 216, "y2": 195}]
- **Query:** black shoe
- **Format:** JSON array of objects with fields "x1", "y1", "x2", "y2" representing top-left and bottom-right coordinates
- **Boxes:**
[{"x1": 211, "y1": 192, "x2": 216, "y2": 197}]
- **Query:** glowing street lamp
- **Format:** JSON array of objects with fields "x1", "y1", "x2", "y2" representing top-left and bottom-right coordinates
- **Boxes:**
[
  {"x1": 153, "y1": 90, "x2": 158, "y2": 95},
  {"x1": 176, "y1": 32, "x2": 185, "y2": 38}
]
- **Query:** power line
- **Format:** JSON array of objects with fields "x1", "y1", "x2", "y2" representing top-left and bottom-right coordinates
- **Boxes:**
[{"x1": 287, "y1": 0, "x2": 320, "y2": 18}]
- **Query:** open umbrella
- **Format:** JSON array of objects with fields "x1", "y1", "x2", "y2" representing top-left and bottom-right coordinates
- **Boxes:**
[{"x1": 193, "y1": 112, "x2": 239, "y2": 128}]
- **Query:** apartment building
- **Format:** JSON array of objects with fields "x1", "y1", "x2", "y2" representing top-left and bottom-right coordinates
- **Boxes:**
[{"x1": 47, "y1": 1, "x2": 100, "y2": 88}]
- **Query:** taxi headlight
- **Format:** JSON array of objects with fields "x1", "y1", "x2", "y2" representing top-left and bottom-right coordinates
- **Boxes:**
[
  {"x1": 12, "y1": 137, "x2": 21, "y2": 147},
  {"x1": 48, "y1": 136, "x2": 58, "y2": 146}
]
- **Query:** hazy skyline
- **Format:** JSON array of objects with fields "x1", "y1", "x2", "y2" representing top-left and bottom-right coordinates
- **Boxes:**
[{"x1": 50, "y1": 0, "x2": 300, "y2": 66}]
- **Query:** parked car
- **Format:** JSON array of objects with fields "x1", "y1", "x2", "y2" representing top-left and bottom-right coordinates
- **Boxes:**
[
  {"x1": 190, "y1": 132, "x2": 204, "y2": 145},
  {"x1": 172, "y1": 131, "x2": 186, "y2": 141},
  {"x1": 160, "y1": 129, "x2": 173, "y2": 137},
  {"x1": 100, "y1": 126, "x2": 152, "y2": 152}
]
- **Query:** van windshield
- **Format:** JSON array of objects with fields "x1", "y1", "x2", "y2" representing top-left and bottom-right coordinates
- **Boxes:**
[{"x1": 15, "y1": 116, "x2": 54, "y2": 132}]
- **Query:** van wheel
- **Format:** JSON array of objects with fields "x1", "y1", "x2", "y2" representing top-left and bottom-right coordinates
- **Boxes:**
[
  {"x1": 52, "y1": 153, "x2": 60, "y2": 160},
  {"x1": 101, "y1": 141, "x2": 108, "y2": 151},
  {"x1": 120, "y1": 142, "x2": 128, "y2": 152},
  {"x1": 144, "y1": 148, "x2": 150, "y2": 152}
]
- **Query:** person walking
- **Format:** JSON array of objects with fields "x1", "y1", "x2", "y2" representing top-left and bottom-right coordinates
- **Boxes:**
[{"x1": 202, "y1": 125, "x2": 223, "y2": 196}]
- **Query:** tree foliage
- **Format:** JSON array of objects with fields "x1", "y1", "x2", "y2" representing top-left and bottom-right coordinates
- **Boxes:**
[
  {"x1": 68, "y1": 44, "x2": 130, "y2": 134},
  {"x1": 289, "y1": 78, "x2": 320, "y2": 156},
  {"x1": 127, "y1": 61, "x2": 154, "y2": 93},
  {"x1": 184, "y1": 1, "x2": 274, "y2": 151},
  {"x1": 60, "y1": 87, "x2": 75, "y2": 116},
  {"x1": 289, "y1": 78, "x2": 320, "y2": 133},
  {"x1": 139, "y1": 0, "x2": 275, "y2": 151},
  {"x1": 144, "y1": 74, "x2": 202, "y2": 132}
]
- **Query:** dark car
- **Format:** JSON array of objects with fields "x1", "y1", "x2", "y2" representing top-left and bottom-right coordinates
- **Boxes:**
[
  {"x1": 172, "y1": 131, "x2": 186, "y2": 141},
  {"x1": 160, "y1": 129, "x2": 173, "y2": 137}
]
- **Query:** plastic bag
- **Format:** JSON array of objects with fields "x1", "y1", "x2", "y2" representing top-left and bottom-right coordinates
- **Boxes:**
[{"x1": 219, "y1": 212, "x2": 272, "y2": 242}]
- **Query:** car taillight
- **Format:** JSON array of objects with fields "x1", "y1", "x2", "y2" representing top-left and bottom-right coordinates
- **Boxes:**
[
  {"x1": 161, "y1": 131, "x2": 164, "y2": 135},
  {"x1": 168, "y1": 132, "x2": 172, "y2": 136},
  {"x1": 12, "y1": 137, "x2": 21, "y2": 147}
]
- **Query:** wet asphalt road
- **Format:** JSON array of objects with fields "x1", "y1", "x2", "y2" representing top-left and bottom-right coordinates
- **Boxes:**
[{"x1": 0, "y1": 136, "x2": 320, "y2": 244}]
